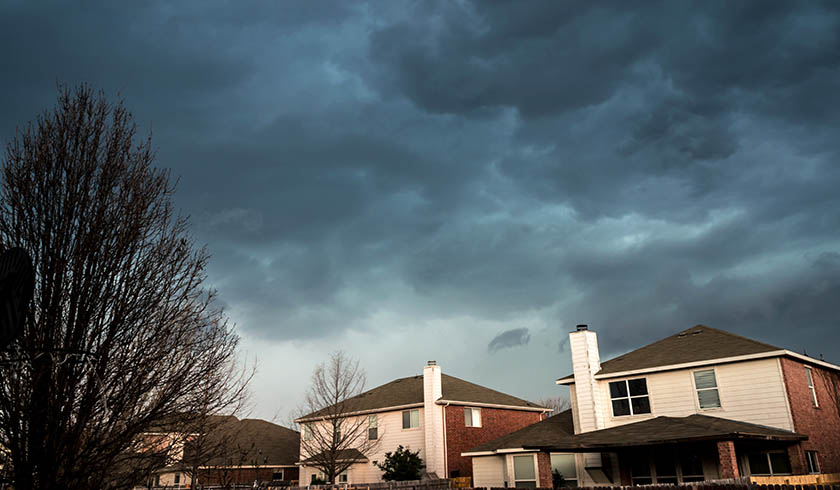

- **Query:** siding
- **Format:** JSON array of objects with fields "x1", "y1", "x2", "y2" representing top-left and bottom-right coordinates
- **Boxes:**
[
  {"x1": 472, "y1": 455, "x2": 506, "y2": 488},
  {"x1": 595, "y1": 358, "x2": 793, "y2": 431},
  {"x1": 299, "y1": 408, "x2": 426, "y2": 485}
]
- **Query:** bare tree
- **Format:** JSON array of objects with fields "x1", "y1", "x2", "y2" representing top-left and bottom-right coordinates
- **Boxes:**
[
  {"x1": 0, "y1": 85, "x2": 251, "y2": 490},
  {"x1": 537, "y1": 395, "x2": 571, "y2": 416},
  {"x1": 296, "y1": 351, "x2": 379, "y2": 484}
]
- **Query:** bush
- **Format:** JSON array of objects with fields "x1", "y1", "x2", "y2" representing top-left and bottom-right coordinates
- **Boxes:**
[{"x1": 373, "y1": 445, "x2": 425, "y2": 481}]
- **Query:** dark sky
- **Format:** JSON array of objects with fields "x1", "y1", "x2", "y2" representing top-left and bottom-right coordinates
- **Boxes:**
[{"x1": 2, "y1": 1, "x2": 839, "y2": 421}]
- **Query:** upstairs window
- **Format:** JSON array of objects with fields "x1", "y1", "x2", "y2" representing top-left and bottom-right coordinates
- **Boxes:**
[
  {"x1": 302, "y1": 423, "x2": 313, "y2": 441},
  {"x1": 609, "y1": 378, "x2": 651, "y2": 416},
  {"x1": 402, "y1": 409, "x2": 420, "y2": 429},
  {"x1": 465, "y1": 407, "x2": 482, "y2": 427},
  {"x1": 805, "y1": 367, "x2": 819, "y2": 407},
  {"x1": 693, "y1": 369, "x2": 721, "y2": 409},
  {"x1": 368, "y1": 415, "x2": 378, "y2": 440}
]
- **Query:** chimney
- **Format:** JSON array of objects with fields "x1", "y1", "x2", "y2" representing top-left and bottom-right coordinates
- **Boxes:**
[
  {"x1": 423, "y1": 361, "x2": 445, "y2": 477},
  {"x1": 569, "y1": 325, "x2": 605, "y2": 433}
]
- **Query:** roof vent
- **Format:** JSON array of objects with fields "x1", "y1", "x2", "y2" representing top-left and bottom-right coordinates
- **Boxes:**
[
  {"x1": 677, "y1": 333, "x2": 687, "y2": 338},
  {"x1": 576, "y1": 324, "x2": 589, "y2": 331},
  {"x1": 427, "y1": 360, "x2": 437, "y2": 366},
  {"x1": 692, "y1": 330, "x2": 702, "y2": 335}
]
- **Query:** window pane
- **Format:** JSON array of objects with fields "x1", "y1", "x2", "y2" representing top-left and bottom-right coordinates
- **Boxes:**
[
  {"x1": 369, "y1": 427, "x2": 377, "y2": 440},
  {"x1": 551, "y1": 454, "x2": 577, "y2": 482},
  {"x1": 654, "y1": 454, "x2": 676, "y2": 478},
  {"x1": 697, "y1": 389, "x2": 721, "y2": 409},
  {"x1": 369, "y1": 415, "x2": 377, "y2": 428},
  {"x1": 805, "y1": 367, "x2": 814, "y2": 386},
  {"x1": 694, "y1": 370, "x2": 717, "y2": 390},
  {"x1": 402, "y1": 411, "x2": 410, "y2": 428},
  {"x1": 679, "y1": 453, "x2": 704, "y2": 477},
  {"x1": 806, "y1": 451, "x2": 819, "y2": 473},
  {"x1": 513, "y1": 455, "x2": 536, "y2": 480},
  {"x1": 631, "y1": 455, "x2": 651, "y2": 477},
  {"x1": 769, "y1": 452, "x2": 792, "y2": 474},
  {"x1": 609, "y1": 381, "x2": 628, "y2": 398},
  {"x1": 748, "y1": 453, "x2": 770, "y2": 475},
  {"x1": 514, "y1": 481, "x2": 537, "y2": 488},
  {"x1": 465, "y1": 407, "x2": 472, "y2": 426},
  {"x1": 410, "y1": 409, "x2": 420, "y2": 428},
  {"x1": 612, "y1": 398, "x2": 631, "y2": 416},
  {"x1": 473, "y1": 408, "x2": 481, "y2": 427},
  {"x1": 628, "y1": 378, "x2": 648, "y2": 396},
  {"x1": 631, "y1": 396, "x2": 651, "y2": 414}
]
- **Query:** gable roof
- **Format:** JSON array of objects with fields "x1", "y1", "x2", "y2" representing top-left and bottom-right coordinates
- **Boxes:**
[
  {"x1": 186, "y1": 418, "x2": 300, "y2": 467},
  {"x1": 557, "y1": 325, "x2": 783, "y2": 382},
  {"x1": 298, "y1": 373, "x2": 545, "y2": 421},
  {"x1": 464, "y1": 412, "x2": 804, "y2": 454}
]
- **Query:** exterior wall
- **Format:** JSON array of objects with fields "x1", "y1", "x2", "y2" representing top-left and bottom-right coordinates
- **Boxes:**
[
  {"x1": 536, "y1": 452, "x2": 553, "y2": 488},
  {"x1": 299, "y1": 408, "x2": 426, "y2": 484},
  {"x1": 198, "y1": 466, "x2": 298, "y2": 486},
  {"x1": 424, "y1": 364, "x2": 446, "y2": 477},
  {"x1": 570, "y1": 330, "x2": 606, "y2": 433},
  {"x1": 472, "y1": 455, "x2": 507, "y2": 487},
  {"x1": 589, "y1": 358, "x2": 793, "y2": 431},
  {"x1": 444, "y1": 405, "x2": 543, "y2": 479},
  {"x1": 780, "y1": 357, "x2": 840, "y2": 473}
]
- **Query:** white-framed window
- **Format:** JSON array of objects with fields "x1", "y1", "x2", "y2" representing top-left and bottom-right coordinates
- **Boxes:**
[
  {"x1": 550, "y1": 453, "x2": 577, "y2": 487},
  {"x1": 465, "y1": 407, "x2": 482, "y2": 427},
  {"x1": 173, "y1": 473, "x2": 181, "y2": 485},
  {"x1": 337, "y1": 471, "x2": 348, "y2": 483},
  {"x1": 368, "y1": 414, "x2": 378, "y2": 440},
  {"x1": 402, "y1": 409, "x2": 420, "y2": 429},
  {"x1": 302, "y1": 423, "x2": 313, "y2": 441},
  {"x1": 513, "y1": 454, "x2": 537, "y2": 488},
  {"x1": 747, "y1": 451, "x2": 792, "y2": 475},
  {"x1": 693, "y1": 369, "x2": 721, "y2": 409},
  {"x1": 609, "y1": 378, "x2": 651, "y2": 416},
  {"x1": 272, "y1": 470, "x2": 285, "y2": 481},
  {"x1": 806, "y1": 451, "x2": 820, "y2": 474},
  {"x1": 805, "y1": 367, "x2": 819, "y2": 407}
]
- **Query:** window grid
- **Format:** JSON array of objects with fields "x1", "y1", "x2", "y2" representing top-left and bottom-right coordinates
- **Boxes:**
[
  {"x1": 465, "y1": 407, "x2": 482, "y2": 427},
  {"x1": 368, "y1": 415, "x2": 378, "y2": 440},
  {"x1": 609, "y1": 379, "x2": 651, "y2": 417},
  {"x1": 805, "y1": 367, "x2": 819, "y2": 407}
]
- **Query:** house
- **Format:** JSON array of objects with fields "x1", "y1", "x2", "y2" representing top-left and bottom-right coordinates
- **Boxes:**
[
  {"x1": 463, "y1": 325, "x2": 840, "y2": 487},
  {"x1": 296, "y1": 362, "x2": 551, "y2": 485},
  {"x1": 139, "y1": 416, "x2": 300, "y2": 489}
]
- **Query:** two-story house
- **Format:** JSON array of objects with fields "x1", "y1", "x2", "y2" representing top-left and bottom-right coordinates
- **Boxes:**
[
  {"x1": 296, "y1": 362, "x2": 550, "y2": 484},
  {"x1": 464, "y1": 325, "x2": 840, "y2": 487}
]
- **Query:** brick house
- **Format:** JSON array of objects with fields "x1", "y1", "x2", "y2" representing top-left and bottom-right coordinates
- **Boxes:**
[
  {"x1": 464, "y1": 325, "x2": 840, "y2": 487},
  {"x1": 296, "y1": 362, "x2": 550, "y2": 484}
]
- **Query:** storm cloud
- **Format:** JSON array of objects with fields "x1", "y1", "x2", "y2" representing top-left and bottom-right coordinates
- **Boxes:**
[{"x1": 1, "y1": 0, "x2": 839, "y2": 419}]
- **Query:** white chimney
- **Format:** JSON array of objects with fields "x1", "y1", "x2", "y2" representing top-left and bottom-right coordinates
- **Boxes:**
[
  {"x1": 423, "y1": 361, "x2": 445, "y2": 478},
  {"x1": 569, "y1": 325, "x2": 605, "y2": 469}
]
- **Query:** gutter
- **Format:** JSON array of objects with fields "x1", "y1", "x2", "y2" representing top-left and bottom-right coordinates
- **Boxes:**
[
  {"x1": 295, "y1": 402, "x2": 424, "y2": 423},
  {"x1": 436, "y1": 400, "x2": 551, "y2": 413}
]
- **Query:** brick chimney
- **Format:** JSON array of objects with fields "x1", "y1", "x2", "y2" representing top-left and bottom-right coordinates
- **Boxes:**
[{"x1": 423, "y1": 361, "x2": 445, "y2": 477}]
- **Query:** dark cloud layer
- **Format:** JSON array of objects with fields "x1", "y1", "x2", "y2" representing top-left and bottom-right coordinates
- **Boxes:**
[
  {"x1": 2, "y1": 1, "x2": 840, "y2": 408},
  {"x1": 488, "y1": 328, "x2": 531, "y2": 353}
]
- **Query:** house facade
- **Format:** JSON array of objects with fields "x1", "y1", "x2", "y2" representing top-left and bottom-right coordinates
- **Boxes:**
[
  {"x1": 296, "y1": 362, "x2": 550, "y2": 485},
  {"x1": 464, "y1": 325, "x2": 840, "y2": 487}
]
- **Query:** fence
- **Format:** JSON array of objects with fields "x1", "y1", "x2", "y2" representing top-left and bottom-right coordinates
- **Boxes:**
[{"x1": 291, "y1": 479, "x2": 451, "y2": 490}]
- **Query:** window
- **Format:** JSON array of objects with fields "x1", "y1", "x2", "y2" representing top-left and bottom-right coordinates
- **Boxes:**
[
  {"x1": 550, "y1": 453, "x2": 577, "y2": 487},
  {"x1": 693, "y1": 369, "x2": 721, "y2": 409},
  {"x1": 337, "y1": 471, "x2": 348, "y2": 483},
  {"x1": 465, "y1": 407, "x2": 482, "y2": 427},
  {"x1": 805, "y1": 367, "x2": 819, "y2": 407},
  {"x1": 806, "y1": 451, "x2": 820, "y2": 474},
  {"x1": 303, "y1": 423, "x2": 313, "y2": 441},
  {"x1": 272, "y1": 470, "x2": 285, "y2": 481},
  {"x1": 630, "y1": 454, "x2": 652, "y2": 486},
  {"x1": 679, "y1": 453, "x2": 705, "y2": 482},
  {"x1": 747, "y1": 451, "x2": 792, "y2": 475},
  {"x1": 368, "y1": 414, "x2": 378, "y2": 440},
  {"x1": 402, "y1": 409, "x2": 420, "y2": 429},
  {"x1": 513, "y1": 454, "x2": 537, "y2": 488},
  {"x1": 174, "y1": 473, "x2": 181, "y2": 485},
  {"x1": 609, "y1": 378, "x2": 651, "y2": 416},
  {"x1": 631, "y1": 451, "x2": 706, "y2": 484}
]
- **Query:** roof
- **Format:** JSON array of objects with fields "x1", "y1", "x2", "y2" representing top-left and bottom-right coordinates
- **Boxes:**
[
  {"x1": 298, "y1": 373, "x2": 544, "y2": 420},
  {"x1": 558, "y1": 325, "x2": 782, "y2": 382},
  {"x1": 465, "y1": 412, "x2": 805, "y2": 454},
  {"x1": 300, "y1": 448, "x2": 368, "y2": 465},
  {"x1": 186, "y1": 418, "x2": 301, "y2": 467}
]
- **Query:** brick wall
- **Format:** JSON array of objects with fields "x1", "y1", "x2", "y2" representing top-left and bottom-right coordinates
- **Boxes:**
[
  {"x1": 198, "y1": 466, "x2": 299, "y2": 486},
  {"x1": 717, "y1": 440, "x2": 740, "y2": 478},
  {"x1": 780, "y1": 357, "x2": 840, "y2": 473},
  {"x1": 444, "y1": 406, "x2": 543, "y2": 479}
]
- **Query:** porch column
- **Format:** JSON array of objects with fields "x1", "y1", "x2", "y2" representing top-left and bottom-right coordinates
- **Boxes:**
[
  {"x1": 537, "y1": 452, "x2": 553, "y2": 488},
  {"x1": 617, "y1": 451, "x2": 632, "y2": 486},
  {"x1": 716, "y1": 441, "x2": 740, "y2": 479},
  {"x1": 787, "y1": 444, "x2": 808, "y2": 475}
]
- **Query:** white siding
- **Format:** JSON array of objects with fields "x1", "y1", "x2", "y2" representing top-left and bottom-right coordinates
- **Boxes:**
[
  {"x1": 472, "y1": 455, "x2": 507, "y2": 488},
  {"x1": 595, "y1": 358, "x2": 793, "y2": 431},
  {"x1": 299, "y1": 408, "x2": 428, "y2": 484}
]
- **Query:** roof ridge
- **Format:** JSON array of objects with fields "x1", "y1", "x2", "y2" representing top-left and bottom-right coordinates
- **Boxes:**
[{"x1": 685, "y1": 324, "x2": 783, "y2": 351}]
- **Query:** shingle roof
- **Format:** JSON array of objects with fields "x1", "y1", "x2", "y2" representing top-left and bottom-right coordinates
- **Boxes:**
[
  {"x1": 300, "y1": 448, "x2": 368, "y2": 464},
  {"x1": 466, "y1": 412, "x2": 804, "y2": 453},
  {"x1": 558, "y1": 325, "x2": 782, "y2": 382},
  {"x1": 187, "y1": 418, "x2": 301, "y2": 466},
  {"x1": 299, "y1": 373, "x2": 544, "y2": 420}
]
